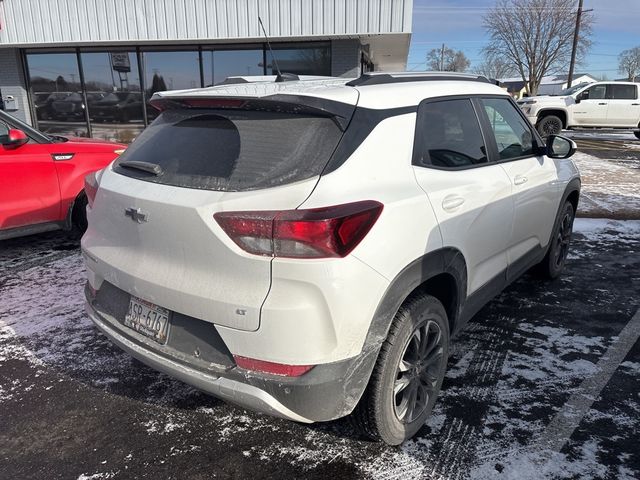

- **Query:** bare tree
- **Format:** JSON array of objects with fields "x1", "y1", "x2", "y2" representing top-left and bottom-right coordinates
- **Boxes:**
[
  {"x1": 618, "y1": 47, "x2": 640, "y2": 81},
  {"x1": 426, "y1": 45, "x2": 471, "y2": 72},
  {"x1": 483, "y1": 0, "x2": 593, "y2": 95},
  {"x1": 474, "y1": 53, "x2": 518, "y2": 80}
]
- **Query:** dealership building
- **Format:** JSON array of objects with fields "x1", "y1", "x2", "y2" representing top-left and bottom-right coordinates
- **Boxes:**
[{"x1": 0, "y1": 0, "x2": 412, "y2": 142}]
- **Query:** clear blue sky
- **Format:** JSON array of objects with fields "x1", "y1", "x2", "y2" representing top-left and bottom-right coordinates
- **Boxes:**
[{"x1": 407, "y1": 0, "x2": 640, "y2": 79}]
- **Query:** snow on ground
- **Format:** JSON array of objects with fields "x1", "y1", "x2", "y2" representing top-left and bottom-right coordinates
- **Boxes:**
[
  {"x1": 571, "y1": 151, "x2": 640, "y2": 219},
  {"x1": 1, "y1": 222, "x2": 639, "y2": 478},
  {"x1": 566, "y1": 131, "x2": 639, "y2": 143}
]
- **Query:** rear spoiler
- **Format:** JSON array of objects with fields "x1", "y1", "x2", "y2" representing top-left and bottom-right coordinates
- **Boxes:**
[{"x1": 149, "y1": 94, "x2": 355, "y2": 131}]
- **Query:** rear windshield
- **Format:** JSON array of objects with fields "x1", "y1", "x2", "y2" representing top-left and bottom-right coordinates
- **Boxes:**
[{"x1": 113, "y1": 109, "x2": 343, "y2": 191}]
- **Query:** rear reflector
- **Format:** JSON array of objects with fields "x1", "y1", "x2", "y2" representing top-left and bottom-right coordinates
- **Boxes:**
[
  {"x1": 214, "y1": 200, "x2": 383, "y2": 259},
  {"x1": 233, "y1": 355, "x2": 314, "y2": 377},
  {"x1": 84, "y1": 171, "x2": 99, "y2": 208}
]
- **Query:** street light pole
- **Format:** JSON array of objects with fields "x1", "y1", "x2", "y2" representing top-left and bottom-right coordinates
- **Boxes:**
[{"x1": 567, "y1": 0, "x2": 584, "y2": 88}]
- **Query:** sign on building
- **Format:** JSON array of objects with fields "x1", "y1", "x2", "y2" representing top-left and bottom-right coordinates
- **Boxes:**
[{"x1": 110, "y1": 53, "x2": 131, "y2": 73}]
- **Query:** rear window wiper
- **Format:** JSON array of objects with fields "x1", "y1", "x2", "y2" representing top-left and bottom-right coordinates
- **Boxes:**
[{"x1": 118, "y1": 160, "x2": 164, "y2": 176}]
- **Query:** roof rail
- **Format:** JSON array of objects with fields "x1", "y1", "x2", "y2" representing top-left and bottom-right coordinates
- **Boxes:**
[{"x1": 346, "y1": 72, "x2": 493, "y2": 87}]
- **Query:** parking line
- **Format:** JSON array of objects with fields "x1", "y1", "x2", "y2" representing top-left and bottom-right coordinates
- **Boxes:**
[{"x1": 533, "y1": 308, "x2": 640, "y2": 455}]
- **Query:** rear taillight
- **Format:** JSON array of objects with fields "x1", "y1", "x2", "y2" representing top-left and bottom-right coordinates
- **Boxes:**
[
  {"x1": 84, "y1": 171, "x2": 99, "y2": 208},
  {"x1": 233, "y1": 355, "x2": 314, "y2": 377},
  {"x1": 214, "y1": 200, "x2": 383, "y2": 259}
]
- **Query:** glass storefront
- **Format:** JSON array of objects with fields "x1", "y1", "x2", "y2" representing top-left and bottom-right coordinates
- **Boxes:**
[
  {"x1": 81, "y1": 51, "x2": 144, "y2": 143},
  {"x1": 266, "y1": 44, "x2": 331, "y2": 76},
  {"x1": 26, "y1": 52, "x2": 89, "y2": 138},
  {"x1": 202, "y1": 48, "x2": 264, "y2": 86},
  {"x1": 25, "y1": 42, "x2": 333, "y2": 142},
  {"x1": 142, "y1": 50, "x2": 201, "y2": 122}
]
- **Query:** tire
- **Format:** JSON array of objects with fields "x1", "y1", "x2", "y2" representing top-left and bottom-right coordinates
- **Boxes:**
[
  {"x1": 71, "y1": 193, "x2": 88, "y2": 234},
  {"x1": 536, "y1": 115, "x2": 563, "y2": 137},
  {"x1": 352, "y1": 294, "x2": 449, "y2": 445},
  {"x1": 634, "y1": 131, "x2": 640, "y2": 140},
  {"x1": 535, "y1": 201, "x2": 575, "y2": 279}
]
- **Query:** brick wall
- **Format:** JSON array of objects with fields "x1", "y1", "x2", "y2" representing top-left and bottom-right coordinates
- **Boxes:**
[
  {"x1": 0, "y1": 48, "x2": 32, "y2": 124},
  {"x1": 331, "y1": 40, "x2": 361, "y2": 78}
]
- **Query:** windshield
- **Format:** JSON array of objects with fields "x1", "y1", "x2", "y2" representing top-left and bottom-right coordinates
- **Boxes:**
[
  {"x1": 555, "y1": 83, "x2": 591, "y2": 96},
  {"x1": 113, "y1": 108, "x2": 344, "y2": 191}
]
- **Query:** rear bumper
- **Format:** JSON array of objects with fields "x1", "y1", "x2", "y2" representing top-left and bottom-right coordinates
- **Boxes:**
[{"x1": 85, "y1": 285, "x2": 379, "y2": 423}]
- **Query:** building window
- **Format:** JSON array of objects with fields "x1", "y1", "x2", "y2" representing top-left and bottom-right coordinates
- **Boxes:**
[
  {"x1": 24, "y1": 42, "x2": 333, "y2": 141},
  {"x1": 266, "y1": 44, "x2": 331, "y2": 76},
  {"x1": 142, "y1": 50, "x2": 201, "y2": 121},
  {"x1": 202, "y1": 48, "x2": 264, "y2": 86},
  {"x1": 25, "y1": 52, "x2": 89, "y2": 137},
  {"x1": 80, "y1": 51, "x2": 144, "y2": 143}
]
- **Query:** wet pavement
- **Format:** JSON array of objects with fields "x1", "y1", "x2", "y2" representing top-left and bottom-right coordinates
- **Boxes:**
[{"x1": 1, "y1": 219, "x2": 639, "y2": 480}]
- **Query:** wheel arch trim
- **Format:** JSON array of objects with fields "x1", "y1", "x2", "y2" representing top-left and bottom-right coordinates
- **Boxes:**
[{"x1": 364, "y1": 247, "x2": 467, "y2": 351}]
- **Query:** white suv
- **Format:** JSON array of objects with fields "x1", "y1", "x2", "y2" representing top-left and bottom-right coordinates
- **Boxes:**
[
  {"x1": 82, "y1": 72, "x2": 581, "y2": 445},
  {"x1": 517, "y1": 81, "x2": 640, "y2": 138}
]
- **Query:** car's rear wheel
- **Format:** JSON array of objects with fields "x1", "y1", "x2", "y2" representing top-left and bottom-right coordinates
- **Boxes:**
[
  {"x1": 535, "y1": 201, "x2": 575, "y2": 279},
  {"x1": 634, "y1": 131, "x2": 640, "y2": 140},
  {"x1": 537, "y1": 115, "x2": 563, "y2": 137},
  {"x1": 72, "y1": 193, "x2": 88, "y2": 233},
  {"x1": 352, "y1": 294, "x2": 449, "y2": 445}
]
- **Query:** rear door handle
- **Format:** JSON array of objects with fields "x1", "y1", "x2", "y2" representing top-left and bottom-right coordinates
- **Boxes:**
[
  {"x1": 632, "y1": 103, "x2": 640, "y2": 106},
  {"x1": 598, "y1": 102, "x2": 607, "y2": 105},
  {"x1": 442, "y1": 195, "x2": 465, "y2": 212},
  {"x1": 514, "y1": 175, "x2": 528, "y2": 186}
]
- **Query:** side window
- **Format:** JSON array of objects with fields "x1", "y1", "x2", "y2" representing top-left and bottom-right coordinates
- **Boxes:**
[
  {"x1": 608, "y1": 84, "x2": 637, "y2": 100},
  {"x1": 582, "y1": 85, "x2": 607, "y2": 100},
  {"x1": 481, "y1": 98, "x2": 534, "y2": 160},
  {"x1": 413, "y1": 99, "x2": 488, "y2": 168}
]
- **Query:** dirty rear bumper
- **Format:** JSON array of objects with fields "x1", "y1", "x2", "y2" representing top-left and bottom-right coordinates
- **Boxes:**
[{"x1": 85, "y1": 285, "x2": 379, "y2": 423}]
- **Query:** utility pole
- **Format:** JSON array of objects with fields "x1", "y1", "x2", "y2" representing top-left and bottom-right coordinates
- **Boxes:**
[
  {"x1": 440, "y1": 43, "x2": 445, "y2": 71},
  {"x1": 567, "y1": 0, "x2": 591, "y2": 88}
]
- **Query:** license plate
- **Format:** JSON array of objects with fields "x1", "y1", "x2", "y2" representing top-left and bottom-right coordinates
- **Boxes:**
[{"x1": 124, "y1": 296, "x2": 170, "y2": 344}]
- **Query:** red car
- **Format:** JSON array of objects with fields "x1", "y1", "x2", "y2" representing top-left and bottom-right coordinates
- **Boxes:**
[{"x1": 0, "y1": 109, "x2": 125, "y2": 240}]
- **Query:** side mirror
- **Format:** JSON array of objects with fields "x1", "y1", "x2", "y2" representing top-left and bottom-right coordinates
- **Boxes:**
[
  {"x1": 1, "y1": 129, "x2": 29, "y2": 149},
  {"x1": 546, "y1": 134, "x2": 576, "y2": 159}
]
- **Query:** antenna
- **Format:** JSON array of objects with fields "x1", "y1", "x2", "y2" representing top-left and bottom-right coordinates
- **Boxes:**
[{"x1": 258, "y1": 16, "x2": 284, "y2": 82}]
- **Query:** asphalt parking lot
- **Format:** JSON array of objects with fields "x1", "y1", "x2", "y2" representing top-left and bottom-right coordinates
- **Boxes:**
[
  {"x1": 1, "y1": 133, "x2": 640, "y2": 480},
  {"x1": 1, "y1": 217, "x2": 639, "y2": 480},
  {"x1": 567, "y1": 130, "x2": 640, "y2": 161}
]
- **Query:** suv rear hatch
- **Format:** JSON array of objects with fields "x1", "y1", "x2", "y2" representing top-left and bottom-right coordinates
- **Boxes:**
[{"x1": 83, "y1": 93, "x2": 356, "y2": 332}]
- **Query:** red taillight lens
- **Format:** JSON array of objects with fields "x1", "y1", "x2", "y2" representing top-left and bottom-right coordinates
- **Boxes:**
[
  {"x1": 214, "y1": 200, "x2": 383, "y2": 259},
  {"x1": 84, "y1": 171, "x2": 99, "y2": 208},
  {"x1": 234, "y1": 355, "x2": 314, "y2": 377}
]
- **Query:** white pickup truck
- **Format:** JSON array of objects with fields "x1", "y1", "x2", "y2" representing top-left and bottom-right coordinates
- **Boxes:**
[{"x1": 517, "y1": 81, "x2": 640, "y2": 139}]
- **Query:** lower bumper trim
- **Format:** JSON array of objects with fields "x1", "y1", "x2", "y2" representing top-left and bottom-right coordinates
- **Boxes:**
[{"x1": 87, "y1": 304, "x2": 313, "y2": 424}]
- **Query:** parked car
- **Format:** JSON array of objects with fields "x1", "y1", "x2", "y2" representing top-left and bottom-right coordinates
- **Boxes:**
[
  {"x1": 90, "y1": 92, "x2": 144, "y2": 123},
  {"x1": 517, "y1": 81, "x2": 640, "y2": 138},
  {"x1": 82, "y1": 72, "x2": 580, "y2": 445},
  {"x1": 33, "y1": 91, "x2": 70, "y2": 121},
  {"x1": 0, "y1": 109, "x2": 126, "y2": 240}
]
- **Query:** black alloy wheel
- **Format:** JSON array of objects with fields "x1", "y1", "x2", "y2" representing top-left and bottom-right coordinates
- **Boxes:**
[
  {"x1": 393, "y1": 319, "x2": 444, "y2": 423},
  {"x1": 537, "y1": 115, "x2": 563, "y2": 137},
  {"x1": 351, "y1": 294, "x2": 449, "y2": 445}
]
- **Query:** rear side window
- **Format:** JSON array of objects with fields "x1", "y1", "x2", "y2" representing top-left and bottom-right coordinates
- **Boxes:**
[
  {"x1": 608, "y1": 84, "x2": 637, "y2": 100},
  {"x1": 113, "y1": 109, "x2": 343, "y2": 191},
  {"x1": 481, "y1": 98, "x2": 534, "y2": 160},
  {"x1": 413, "y1": 99, "x2": 488, "y2": 168}
]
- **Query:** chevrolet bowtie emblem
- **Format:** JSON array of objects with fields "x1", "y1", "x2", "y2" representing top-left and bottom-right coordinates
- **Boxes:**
[{"x1": 124, "y1": 207, "x2": 148, "y2": 223}]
